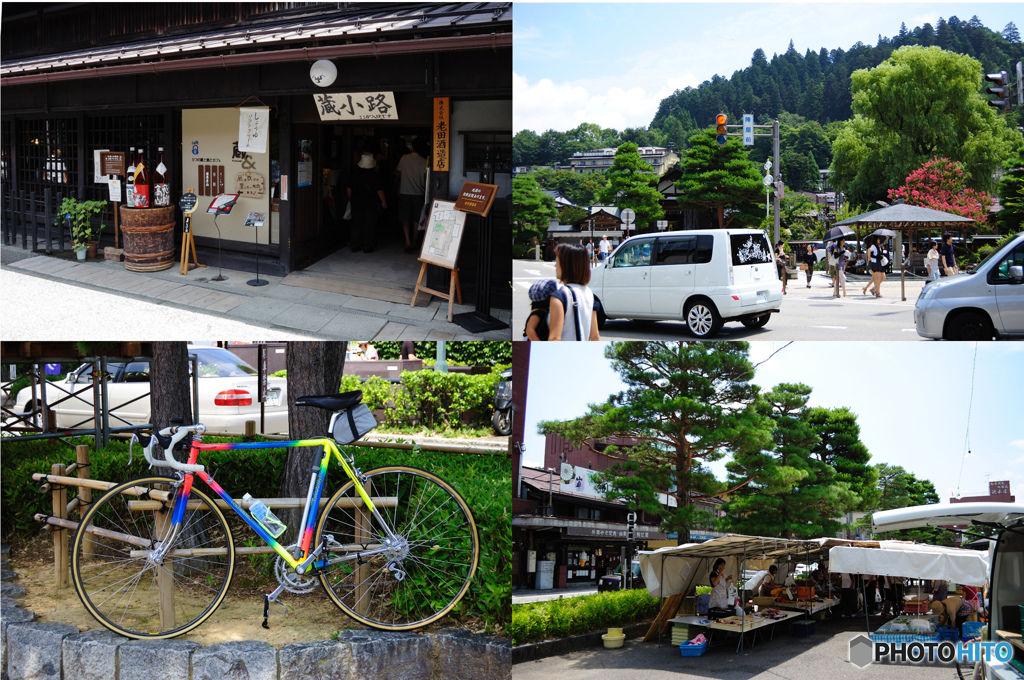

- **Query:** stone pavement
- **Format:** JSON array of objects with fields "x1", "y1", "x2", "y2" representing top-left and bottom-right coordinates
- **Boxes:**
[{"x1": 2, "y1": 244, "x2": 510, "y2": 341}]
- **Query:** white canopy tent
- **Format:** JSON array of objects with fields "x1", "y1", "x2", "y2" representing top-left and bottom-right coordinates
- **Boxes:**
[{"x1": 828, "y1": 541, "x2": 990, "y2": 586}]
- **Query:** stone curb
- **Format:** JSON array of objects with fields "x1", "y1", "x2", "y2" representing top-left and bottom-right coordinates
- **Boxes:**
[{"x1": 511, "y1": 620, "x2": 652, "y2": 664}]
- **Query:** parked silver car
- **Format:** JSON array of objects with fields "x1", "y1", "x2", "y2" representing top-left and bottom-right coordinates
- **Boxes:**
[{"x1": 915, "y1": 232, "x2": 1024, "y2": 340}]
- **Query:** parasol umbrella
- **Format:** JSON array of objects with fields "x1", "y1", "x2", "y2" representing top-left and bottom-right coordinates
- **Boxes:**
[
  {"x1": 871, "y1": 228, "x2": 899, "y2": 238},
  {"x1": 824, "y1": 225, "x2": 856, "y2": 242}
]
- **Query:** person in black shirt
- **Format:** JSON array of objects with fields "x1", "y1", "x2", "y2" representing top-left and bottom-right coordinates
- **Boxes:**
[{"x1": 940, "y1": 233, "x2": 957, "y2": 276}]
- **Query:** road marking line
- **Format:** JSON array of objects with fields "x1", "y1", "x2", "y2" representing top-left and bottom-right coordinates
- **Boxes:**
[
  {"x1": 901, "y1": 328, "x2": 918, "y2": 332},
  {"x1": 514, "y1": 281, "x2": 532, "y2": 289},
  {"x1": 812, "y1": 325, "x2": 847, "y2": 329}
]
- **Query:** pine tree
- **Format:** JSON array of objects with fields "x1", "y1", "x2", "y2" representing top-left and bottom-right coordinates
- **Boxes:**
[
  {"x1": 596, "y1": 143, "x2": 665, "y2": 230},
  {"x1": 1004, "y1": 22, "x2": 1021, "y2": 43},
  {"x1": 676, "y1": 131, "x2": 764, "y2": 228},
  {"x1": 996, "y1": 148, "x2": 1024, "y2": 235}
]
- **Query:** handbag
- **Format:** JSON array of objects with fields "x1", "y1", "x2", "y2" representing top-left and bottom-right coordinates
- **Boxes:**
[
  {"x1": 342, "y1": 201, "x2": 352, "y2": 221},
  {"x1": 880, "y1": 256, "x2": 889, "y2": 268},
  {"x1": 798, "y1": 262, "x2": 808, "y2": 271}
]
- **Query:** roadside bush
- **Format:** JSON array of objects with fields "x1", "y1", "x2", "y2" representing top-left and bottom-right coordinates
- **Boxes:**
[
  {"x1": 508, "y1": 588, "x2": 661, "y2": 646},
  {"x1": 0, "y1": 436, "x2": 509, "y2": 631},
  {"x1": 372, "y1": 341, "x2": 511, "y2": 365}
]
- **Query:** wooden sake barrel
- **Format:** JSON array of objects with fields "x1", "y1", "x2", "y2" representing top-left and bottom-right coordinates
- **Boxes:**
[{"x1": 120, "y1": 205, "x2": 176, "y2": 272}]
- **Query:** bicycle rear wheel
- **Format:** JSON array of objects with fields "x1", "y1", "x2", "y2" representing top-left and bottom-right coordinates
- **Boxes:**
[
  {"x1": 71, "y1": 476, "x2": 234, "y2": 639},
  {"x1": 314, "y1": 466, "x2": 478, "y2": 630}
]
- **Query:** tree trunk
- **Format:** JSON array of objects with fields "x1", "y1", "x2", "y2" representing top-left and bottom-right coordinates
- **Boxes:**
[
  {"x1": 279, "y1": 342, "x2": 347, "y2": 544},
  {"x1": 676, "y1": 439, "x2": 690, "y2": 545},
  {"x1": 151, "y1": 342, "x2": 193, "y2": 463}
]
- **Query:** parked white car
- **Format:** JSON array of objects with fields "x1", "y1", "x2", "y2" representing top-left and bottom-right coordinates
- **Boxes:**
[
  {"x1": 873, "y1": 502, "x2": 1024, "y2": 680},
  {"x1": 11, "y1": 346, "x2": 288, "y2": 434},
  {"x1": 590, "y1": 228, "x2": 783, "y2": 337},
  {"x1": 915, "y1": 232, "x2": 1024, "y2": 340}
]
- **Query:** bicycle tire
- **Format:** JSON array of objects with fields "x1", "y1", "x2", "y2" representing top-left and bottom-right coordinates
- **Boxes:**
[
  {"x1": 71, "y1": 475, "x2": 235, "y2": 639},
  {"x1": 314, "y1": 465, "x2": 479, "y2": 630}
]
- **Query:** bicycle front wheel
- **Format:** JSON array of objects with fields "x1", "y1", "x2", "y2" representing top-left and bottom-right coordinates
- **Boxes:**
[
  {"x1": 71, "y1": 476, "x2": 234, "y2": 639},
  {"x1": 315, "y1": 466, "x2": 479, "y2": 630}
]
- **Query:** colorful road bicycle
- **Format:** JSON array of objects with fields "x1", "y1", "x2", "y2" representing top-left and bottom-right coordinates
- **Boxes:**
[{"x1": 70, "y1": 391, "x2": 479, "y2": 639}]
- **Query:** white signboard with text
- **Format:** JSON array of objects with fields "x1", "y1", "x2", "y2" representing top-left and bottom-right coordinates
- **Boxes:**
[{"x1": 313, "y1": 92, "x2": 398, "y2": 121}]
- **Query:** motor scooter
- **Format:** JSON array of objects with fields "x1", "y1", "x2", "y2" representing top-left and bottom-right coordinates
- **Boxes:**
[{"x1": 492, "y1": 367, "x2": 512, "y2": 435}]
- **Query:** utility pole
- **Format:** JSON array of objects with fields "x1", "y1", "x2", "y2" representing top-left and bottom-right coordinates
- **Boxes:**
[{"x1": 716, "y1": 114, "x2": 781, "y2": 242}]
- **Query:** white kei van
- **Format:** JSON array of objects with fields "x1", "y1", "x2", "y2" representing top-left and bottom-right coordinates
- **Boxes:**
[
  {"x1": 589, "y1": 229, "x2": 783, "y2": 337},
  {"x1": 873, "y1": 503, "x2": 1024, "y2": 680}
]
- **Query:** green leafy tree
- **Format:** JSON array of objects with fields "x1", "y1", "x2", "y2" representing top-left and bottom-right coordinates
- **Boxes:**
[
  {"x1": 861, "y1": 464, "x2": 955, "y2": 545},
  {"x1": 513, "y1": 129, "x2": 542, "y2": 165},
  {"x1": 724, "y1": 384, "x2": 860, "y2": 539},
  {"x1": 559, "y1": 205, "x2": 589, "y2": 225},
  {"x1": 512, "y1": 174, "x2": 557, "y2": 242},
  {"x1": 996, "y1": 148, "x2": 1024, "y2": 235},
  {"x1": 539, "y1": 341, "x2": 774, "y2": 544},
  {"x1": 676, "y1": 131, "x2": 764, "y2": 228},
  {"x1": 534, "y1": 168, "x2": 608, "y2": 207},
  {"x1": 597, "y1": 143, "x2": 665, "y2": 230},
  {"x1": 805, "y1": 407, "x2": 879, "y2": 512},
  {"x1": 772, "y1": 191, "x2": 819, "y2": 240},
  {"x1": 830, "y1": 45, "x2": 1017, "y2": 204}
]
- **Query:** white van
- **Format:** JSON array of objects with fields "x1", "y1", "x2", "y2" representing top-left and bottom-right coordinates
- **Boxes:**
[
  {"x1": 915, "y1": 232, "x2": 1024, "y2": 340},
  {"x1": 873, "y1": 503, "x2": 1024, "y2": 680},
  {"x1": 589, "y1": 229, "x2": 783, "y2": 337}
]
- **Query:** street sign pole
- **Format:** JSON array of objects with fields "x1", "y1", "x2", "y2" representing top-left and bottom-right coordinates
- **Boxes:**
[{"x1": 773, "y1": 119, "x2": 781, "y2": 244}]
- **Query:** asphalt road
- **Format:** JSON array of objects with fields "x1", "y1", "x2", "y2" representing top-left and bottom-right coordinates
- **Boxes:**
[
  {"x1": 513, "y1": 259, "x2": 930, "y2": 341},
  {"x1": 512, "y1": 617, "x2": 965, "y2": 680}
]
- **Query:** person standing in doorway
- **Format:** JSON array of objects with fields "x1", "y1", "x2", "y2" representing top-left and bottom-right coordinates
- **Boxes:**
[
  {"x1": 395, "y1": 140, "x2": 428, "y2": 253},
  {"x1": 347, "y1": 153, "x2": 387, "y2": 253}
]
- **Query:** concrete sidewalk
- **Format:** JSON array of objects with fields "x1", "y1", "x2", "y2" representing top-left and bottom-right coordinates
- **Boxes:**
[
  {"x1": 2, "y1": 242, "x2": 509, "y2": 341},
  {"x1": 513, "y1": 584, "x2": 600, "y2": 605}
]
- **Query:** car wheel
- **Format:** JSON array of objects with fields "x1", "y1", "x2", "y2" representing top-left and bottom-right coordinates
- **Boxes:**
[
  {"x1": 945, "y1": 311, "x2": 993, "y2": 341},
  {"x1": 740, "y1": 313, "x2": 771, "y2": 329},
  {"x1": 685, "y1": 300, "x2": 722, "y2": 338}
]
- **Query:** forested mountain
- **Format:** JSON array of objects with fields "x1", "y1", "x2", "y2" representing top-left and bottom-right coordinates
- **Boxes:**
[{"x1": 514, "y1": 17, "x2": 1023, "y2": 167}]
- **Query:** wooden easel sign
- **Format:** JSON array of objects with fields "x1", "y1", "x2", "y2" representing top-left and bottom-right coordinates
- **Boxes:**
[
  {"x1": 411, "y1": 200, "x2": 466, "y2": 321},
  {"x1": 179, "y1": 190, "x2": 205, "y2": 275}
]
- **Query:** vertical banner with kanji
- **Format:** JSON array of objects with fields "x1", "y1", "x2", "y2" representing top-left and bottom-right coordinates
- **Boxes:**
[{"x1": 433, "y1": 97, "x2": 450, "y2": 172}]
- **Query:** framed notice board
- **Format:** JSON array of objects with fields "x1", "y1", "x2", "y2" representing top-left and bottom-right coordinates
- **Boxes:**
[{"x1": 419, "y1": 200, "x2": 467, "y2": 269}]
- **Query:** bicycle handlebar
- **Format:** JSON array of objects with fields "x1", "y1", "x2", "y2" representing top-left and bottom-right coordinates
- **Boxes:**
[{"x1": 131, "y1": 423, "x2": 206, "y2": 474}]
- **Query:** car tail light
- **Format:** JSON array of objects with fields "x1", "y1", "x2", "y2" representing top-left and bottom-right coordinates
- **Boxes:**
[
  {"x1": 731, "y1": 295, "x2": 740, "y2": 300},
  {"x1": 215, "y1": 389, "x2": 252, "y2": 406}
]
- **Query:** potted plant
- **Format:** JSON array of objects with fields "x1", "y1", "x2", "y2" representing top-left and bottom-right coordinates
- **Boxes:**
[{"x1": 56, "y1": 197, "x2": 107, "y2": 259}]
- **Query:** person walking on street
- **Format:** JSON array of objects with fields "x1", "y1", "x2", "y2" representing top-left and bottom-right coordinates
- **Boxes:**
[
  {"x1": 776, "y1": 240, "x2": 788, "y2": 295},
  {"x1": 834, "y1": 238, "x2": 849, "y2": 297},
  {"x1": 940, "y1": 233, "x2": 958, "y2": 276},
  {"x1": 802, "y1": 243, "x2": 816, "y2": 288},
  {"x1": 863, "y1": 236, "x2": 884, "y2": 297},
  {"x1": 926, "y1": 241, "x2": 941, "y2": 283},
  {"x1": 548, "y1": 243, "x2": 600, "y2": 341},
  {"x1": 599, "y1": 235, "x2": 612, "y2": 263},
  {"x1": 585, "y1": 239, "x2": 595, "y2": 266}
]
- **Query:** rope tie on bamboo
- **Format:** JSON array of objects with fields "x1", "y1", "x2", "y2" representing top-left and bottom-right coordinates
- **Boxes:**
[{"x1": 39, "y1": 515, "x2": 66, "y2": 531}]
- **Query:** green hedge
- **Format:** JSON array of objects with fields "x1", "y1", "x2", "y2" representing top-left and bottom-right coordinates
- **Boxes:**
[
  {"x1": 1, "y1": 436, "x2": 510, "y2": 631},
  {"x1": 371, "y1": 341, "x2": 511, "y2": 365},
  {"x1": 508, "y1": 589, "x2": 661, "y2": 646}
]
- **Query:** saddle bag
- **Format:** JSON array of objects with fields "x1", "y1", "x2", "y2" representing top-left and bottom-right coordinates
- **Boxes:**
[{"x1": 333, "y1": 403, "x2": 377, "y2": 444}]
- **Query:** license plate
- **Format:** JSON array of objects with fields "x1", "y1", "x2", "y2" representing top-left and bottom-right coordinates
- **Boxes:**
[
  {"x1": 264, "y1": 390, "x2": 281, "y2": 406},
  {"x1": 756, "y1": 291, "x2": 768, "y2": 303}
]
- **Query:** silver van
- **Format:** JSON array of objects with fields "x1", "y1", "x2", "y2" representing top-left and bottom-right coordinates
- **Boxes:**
[
  {"x1": 589, "y1": 229, "x2": 783, "y2": 337},
  {"x1": 915, "y1": 232, "x2": 1024, "y2": 340},
  {"x1": 873, "y1": 503, "x2": 1024, "y2": 679}
]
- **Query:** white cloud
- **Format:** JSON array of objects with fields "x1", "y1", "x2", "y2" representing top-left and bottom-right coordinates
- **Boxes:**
[{"x1": 1010, "y1": 439, "x2": 1024, "y2": 449}]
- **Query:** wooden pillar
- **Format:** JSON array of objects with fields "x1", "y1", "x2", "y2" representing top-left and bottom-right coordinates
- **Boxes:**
[
  {"x1": 244, "y1": 420, "x2": 256, "y2": 440},
  {"x1": 75, "y1": 445, "x2": 95, "y2": 556},
  {"x1": 354, "y1": 504, "x2": 370, "y2": 616},
  {"x1": 52, "y1": 463, "x2": 69, "y2": 588},
  {"x1": 155, "y1": 495, "x2": 176, "y2": 632}
]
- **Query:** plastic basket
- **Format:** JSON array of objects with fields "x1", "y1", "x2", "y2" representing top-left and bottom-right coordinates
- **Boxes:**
[
  {"x1": 936, "y1": 626, "x2": 958, "y2": 642},
  {"x1": 679, "y1": 640, "x2": 709, "y2": 657},
  {"x1": 961, "y1": 621, "x2": 985, "y2": 641}
]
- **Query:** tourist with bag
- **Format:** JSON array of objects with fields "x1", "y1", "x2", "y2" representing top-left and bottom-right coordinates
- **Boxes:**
[
  {"x1": 940, "y1": 233, "x2": 958, "y2": 276},
  {"x1": 548, "y1": 243, "x2": 600, "y2": 341},
  {"x1": 775, "y1": 240, "x2": 788, "y2": 295},
  {"x1": 801, "y1": 244, "x2": 817, "y2": 288}
]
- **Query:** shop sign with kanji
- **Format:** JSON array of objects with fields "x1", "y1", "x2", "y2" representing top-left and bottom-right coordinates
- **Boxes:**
[
  {"x1": 314, "y1": 92, "x2": 398, "y2": 121},
  {"x1": 454, "y1": 181, "x2": 499, "y2": 217}
]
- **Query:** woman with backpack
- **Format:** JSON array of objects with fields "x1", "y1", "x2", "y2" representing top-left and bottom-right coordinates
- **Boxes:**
[{"x1": 548, "y1": 243, "x2": 600, "y2": 341}]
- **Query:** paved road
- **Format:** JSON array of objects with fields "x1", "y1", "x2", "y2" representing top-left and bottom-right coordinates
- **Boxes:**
[
  {"x1": 513, "y1": 585, "x2": 599, "y2": 605},
  {"x1": 1, "y1": 267, "x2": 315, "y2": 340},
  {"x1": 514, "y1": 259, "x2": 930, "y2": 341},
  {"x1": 513, "y1": 617, "x2": 963, "y2": 680}
]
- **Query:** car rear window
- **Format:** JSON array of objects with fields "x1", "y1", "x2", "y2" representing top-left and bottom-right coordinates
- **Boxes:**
[{"x1": 730, "y1": 233, "x2": 773, "y2": 266}]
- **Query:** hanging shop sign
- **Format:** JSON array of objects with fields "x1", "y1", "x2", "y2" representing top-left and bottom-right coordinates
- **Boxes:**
[
  {"x1": 238, "y1": 107, "x2": 270, "y2": 154},
  {"x1": 433, "y1": 97, "x2": 450, "y2": 172},
  {"x1": 314, "y1": 92, "x2": 398, "y2": 121},
  {"x1": 235, "y1": 172, "x2": 266, "y2": 197},
  {"x1": 565, "y1": 526, "x2": 668, "y2": 541},
  {"x1": 454, "y1": 181, "x2": 499, "y2": 217}
]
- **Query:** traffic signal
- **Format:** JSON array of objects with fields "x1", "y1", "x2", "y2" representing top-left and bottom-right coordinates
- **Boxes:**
[
  {"x1": 715, "y1": 113, "x2": 728, "y2": 145},
  {"x1": 984, "y1": 71, "x2": 1012, "y2": 111}
]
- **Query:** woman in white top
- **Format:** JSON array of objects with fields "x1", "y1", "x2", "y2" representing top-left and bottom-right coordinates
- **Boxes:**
[
  {"x1": 926, "y1": 242, "x2": 941, "y2": 283},
  {"x1": 708, "y1": 558, "x2": 733, "y2": 610},
  {"x1": 548, "y1": 243, "x2": 600, "y2": 341}
]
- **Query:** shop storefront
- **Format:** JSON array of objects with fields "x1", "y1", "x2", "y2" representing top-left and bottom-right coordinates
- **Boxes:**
[{"x1": 1, "y1": 3, "x2": 512, "y2": 312}]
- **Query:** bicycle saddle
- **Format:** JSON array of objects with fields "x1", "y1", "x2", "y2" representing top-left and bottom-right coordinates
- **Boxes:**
[{"x1": 295, "y1": 391, "x2": 363, "y2": 411}]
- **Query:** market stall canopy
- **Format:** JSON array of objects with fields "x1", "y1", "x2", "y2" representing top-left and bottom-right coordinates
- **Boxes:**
[
  {"x1": 833, "y1": 203, "x2": 975, "y2": 228},
  {"x1": 638, "y1": 534, "x2": 875, "y2": 598},
  {"x1": 828, "y1": 542, "x2": 990, "y2": 586}
]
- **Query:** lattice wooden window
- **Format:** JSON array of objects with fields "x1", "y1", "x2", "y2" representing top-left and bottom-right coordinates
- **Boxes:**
[
  {"x1": 82, "y1": 114, "x2": 167, "y2": 202},
  {"x1": 13, "y1": 118, "x2": 78, "y2": 198}
]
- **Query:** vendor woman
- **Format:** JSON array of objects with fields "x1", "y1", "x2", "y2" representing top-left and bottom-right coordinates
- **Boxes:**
[
  {"x1": 709, "y1": 558, "x2": 734, "y2": 609},
  {"x1": 758, "y1": 565, "x2": 779, "y2": 597}
]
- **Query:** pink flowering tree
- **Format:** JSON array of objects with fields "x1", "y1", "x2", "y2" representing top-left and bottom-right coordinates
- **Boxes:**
[{"x1": 888, "y1": 157, "x2": 993, "y2": 227}]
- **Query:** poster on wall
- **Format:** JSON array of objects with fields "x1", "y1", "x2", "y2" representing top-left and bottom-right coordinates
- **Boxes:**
[
  {"x1": 297, "y1": 140, "x2": 313, "y2": 188},
  {"x1": 418, "y1": 199, "x2": 465, "y2": 269},
  {"x1": 182, "y1": 108, "x2": 271, "y2": 244},
  {"x1": 238, "y1": 107, "x2": 270, "y2": 154}
]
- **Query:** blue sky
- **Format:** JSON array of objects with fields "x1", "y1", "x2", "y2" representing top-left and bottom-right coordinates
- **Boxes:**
[
  {"x1": 514, "y1": 2, "x2": 1023, "y2": 132},
  {"x1": 522, "y1": 342, "x2": 1024, "y2": 506}
]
